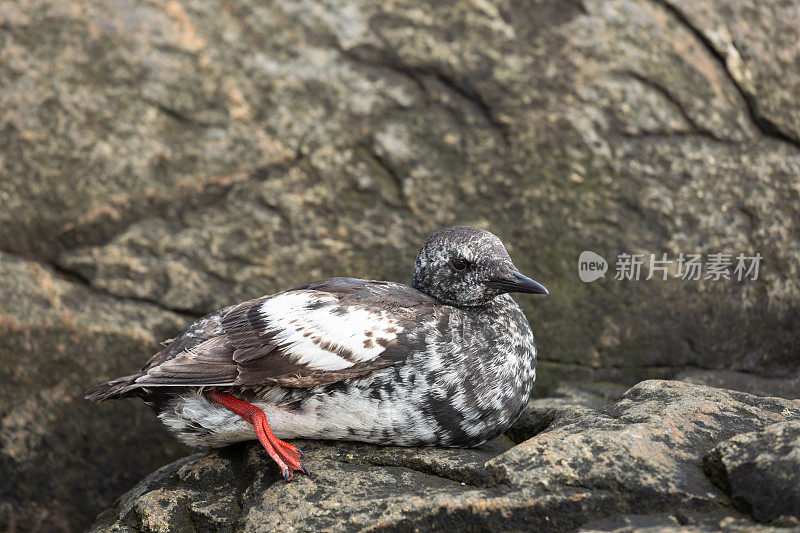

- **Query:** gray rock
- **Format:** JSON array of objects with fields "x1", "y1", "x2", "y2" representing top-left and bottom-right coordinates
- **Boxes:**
[
  {"x1": 704, "y1": 421, "x2": 800, "y2": 523},
  {"x1": 579, "y1": 510, "x2": 784, "y2": 532},
  {"x1": 3, "y1": 0, "x2": 800, "y2": 530},
  {"x1": 506, "y1": 381, "x2": 628, "y2": 444},
  {"x1": 677, "y1": 370, "x2": 800, "y2": 400},
  {"x1": 90, "y1": 380, "x2": 800, "y2": 532},
  {"x1": 490, "y1": 381, "x2": 800, "y2": 511},
  {"x1": 0, "y1": 253, "x2": 190, "y2": 531},
  {"x1": 542, "y1": 381, "x2": 630, "y2": 409},
  {"x1": 88, "y1": 439, "x2": 517, "y2": 533},
  {"x1": 3, "y1": 0, "x2": 798, "y2": 382}
]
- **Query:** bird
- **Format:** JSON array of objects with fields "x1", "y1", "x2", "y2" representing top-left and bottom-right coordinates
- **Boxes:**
[{"x1": 85, "y1": 226, "x2": 548, "y2": 480}]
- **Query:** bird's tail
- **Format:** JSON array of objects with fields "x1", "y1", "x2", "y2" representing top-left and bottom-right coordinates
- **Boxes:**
[{"x1": 84, "y1": 374, "x2": 141, "y2": 402}]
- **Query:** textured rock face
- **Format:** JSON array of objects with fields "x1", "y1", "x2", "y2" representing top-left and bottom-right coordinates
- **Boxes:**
[
  {"x1": 0, "y1": 254, "x2": 190, "y2": 531},
  {"x1": 704, "y1": 421, "x2": 800, "y2": 523},
  {"x1": 676, "y1": 369, "x2": 800, "y2": 401},
  {"x1": 89, "y1": 381, "x2": 800, "y2": 532},
  {"x1": 3, "y1": 0, "x2": 800, "y2": 376},
  {"x1": 2, "y1": 0, "x2": 800, "y2": 530}
]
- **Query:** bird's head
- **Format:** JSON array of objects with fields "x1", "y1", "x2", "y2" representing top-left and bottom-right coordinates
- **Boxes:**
[{"x1": 412, "y1": 226, "x2": 548, "y2": 307}]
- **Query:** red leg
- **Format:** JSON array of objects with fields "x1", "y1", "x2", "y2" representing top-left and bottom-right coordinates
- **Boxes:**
[
  {"x1": 206, "y1": 390, "x2": 308, "y2": 480},
  {"x1": 256, "y1": 416, "x2": 303, "y2": 462},
  {"x1": 272, "y1": 435, "x2": 303, "y2": 460}
]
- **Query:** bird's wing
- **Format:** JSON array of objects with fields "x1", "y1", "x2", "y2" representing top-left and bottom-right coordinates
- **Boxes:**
[{"x1": 132, "y1": 278, "x2": 433, "y2": 389}]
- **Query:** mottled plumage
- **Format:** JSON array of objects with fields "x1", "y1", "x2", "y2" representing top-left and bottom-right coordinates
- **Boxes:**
[{"x1": 86, "y1": 226, "x2": 548, "y2": 477}]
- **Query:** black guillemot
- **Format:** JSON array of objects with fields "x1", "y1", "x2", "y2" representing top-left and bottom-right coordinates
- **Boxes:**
[{"x1": 86, "y1": 226, "x2": 548, "y2": 480}]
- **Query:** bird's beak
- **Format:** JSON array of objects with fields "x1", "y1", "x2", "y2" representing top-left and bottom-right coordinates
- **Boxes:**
[{"x1": 486, "y1": 270, "x2": 549, "y2": 295}]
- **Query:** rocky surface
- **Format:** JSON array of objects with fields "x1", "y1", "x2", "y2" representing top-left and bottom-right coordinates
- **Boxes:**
[
  {"x1": 677, "y1": 370, "x2": 800, "y2": 401},
  {"x1": 89, "y1": 381, "x2": 800, "y2": 532},
  {"x1": 0, "y1": 253, "x2": 190, "y2": 531},
  {"x1": 2, "y1": 0, "x2": 800, "y2": 530},
  {"x1": 704, "y1": 421, "x2": 800, "y2": 523},
  {"x1": 4, "y1": 0, "x2": 800, "y2": 377}
]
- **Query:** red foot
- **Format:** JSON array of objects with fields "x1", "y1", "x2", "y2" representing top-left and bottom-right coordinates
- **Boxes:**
[{"x1": 206, "y1": 390, "x2": 309, "y2": 480}]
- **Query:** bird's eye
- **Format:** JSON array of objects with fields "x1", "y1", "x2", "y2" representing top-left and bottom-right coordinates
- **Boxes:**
[{"x1": 451, "y1": 258, "x2": 468, "y2": 271}]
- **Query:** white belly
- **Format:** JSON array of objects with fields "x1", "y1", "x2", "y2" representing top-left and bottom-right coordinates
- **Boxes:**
[{"x1": 158, "y1": 387, "x2": 439, "y2": 449}]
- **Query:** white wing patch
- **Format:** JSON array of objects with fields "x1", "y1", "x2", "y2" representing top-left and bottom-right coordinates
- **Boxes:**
[{"x1": 259, "y1": 291, "x2": 403, "y2": 371}]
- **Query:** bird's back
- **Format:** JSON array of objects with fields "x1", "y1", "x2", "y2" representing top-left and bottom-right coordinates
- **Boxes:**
[{"x1": 85, "y1": 278, "x2": 440, "y2": 403}]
